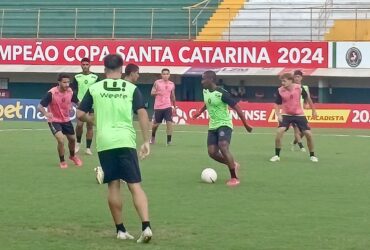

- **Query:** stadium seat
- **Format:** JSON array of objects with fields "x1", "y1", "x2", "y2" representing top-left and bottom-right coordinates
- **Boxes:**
[
  {"x1": 218, "y1": 0, "x2": 370, "y2": 41},
  {"x1": 0, "y1": 0, "x2": 219, "y2": 39}
]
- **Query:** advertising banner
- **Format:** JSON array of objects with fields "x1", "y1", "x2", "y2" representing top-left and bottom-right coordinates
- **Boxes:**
[
  {"x1": 3, "y1": 99, "x2": 370, "y2": 129},
  {"x1": 334, "y1": 42, "x2": 370, "y2": 69},
  {"x1": 0, "y1": 99, "x2": 76, "y2": 121},
  {"x1": 0, "y1": 40, "x2": 328, "y2": 68},
  {"x1": 174, "y1": 101, "x2": 370, "y2": 129}
]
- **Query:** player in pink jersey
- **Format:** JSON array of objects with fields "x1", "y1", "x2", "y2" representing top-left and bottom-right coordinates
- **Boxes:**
[
  {"x1": 269, "y1": 73, "x2": 318, "y2": 163},
  {"x1": 150, "y1": 68, "x2": 176, "y2": 145},
  {"x1": 38, "y1": 73, "x2": 83, "y2": 169}
]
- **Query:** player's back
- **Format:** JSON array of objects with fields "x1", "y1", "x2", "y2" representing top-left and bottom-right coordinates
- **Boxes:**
[{"x1": 89, "y1": 79, "x2": 137, "y2": 152}]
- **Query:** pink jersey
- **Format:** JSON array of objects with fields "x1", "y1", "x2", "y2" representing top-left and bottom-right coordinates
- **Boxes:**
[
  {"x1": 153, "y1": 79, "x2": 175, "y2": 110},
  {"x1": 278, "y1": 84, "x2": 305, "y2": 115},
  {"x1": 48, "y1": 87, "x2": 74, "y2": 122}
]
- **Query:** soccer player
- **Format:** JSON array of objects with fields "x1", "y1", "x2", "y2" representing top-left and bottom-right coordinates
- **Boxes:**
[
  {"x1": 71, "y1": 57, "x2": 100, "y2": 155},
  {"x1": 77, "y1": 55, "x2": 152, "y2": 243},
  {"x1": 290, "y1": 70, "x2": 310, "y2": 152},
  {"x1": 269, "y1": 73, "x2": 318, "y2": 162},
  {"x1": 150, "y1": 68, "x2": 176, "y2": 145},
  {"x1": 37, "y1": 73, "x2": 83, "y2": 169},
  {"x1": 192, "y1": 70, "x2": 253, "y2": 187}
]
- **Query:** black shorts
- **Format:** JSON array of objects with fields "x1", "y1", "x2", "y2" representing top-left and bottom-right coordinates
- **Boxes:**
[
  {"x1": 98, "y1": 148, "x2": 141, "y2": 184},
  {"x1": 279, "y1": 115, "x2": 310, "y2": 131},
  {"x1": 153, "y1": 107, "x2": 173, "y2": 124},
  {"x1": 48, "y1": 121, "x2": 75, "y2": 135},
  {"x1": 207, "y1": 126, "x2": 233, "y2": 146}
]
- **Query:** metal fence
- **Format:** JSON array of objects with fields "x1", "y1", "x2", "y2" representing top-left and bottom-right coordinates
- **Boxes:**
[{"x1": 0, "y1": 6, "x2": 369, "y2": 41}]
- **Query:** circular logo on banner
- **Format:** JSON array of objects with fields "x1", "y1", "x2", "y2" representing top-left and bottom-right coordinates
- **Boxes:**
[{"x1": 345, "y1": 47, "x2": 362, "y2": 68}]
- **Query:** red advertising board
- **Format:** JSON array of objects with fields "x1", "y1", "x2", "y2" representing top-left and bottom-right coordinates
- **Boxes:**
[
  {"x1": 0, "y1": 40, "x2": 328, "y2": 68},
  {"x1": 173, "y1": 102, "x2": 370, "y2": 129}
]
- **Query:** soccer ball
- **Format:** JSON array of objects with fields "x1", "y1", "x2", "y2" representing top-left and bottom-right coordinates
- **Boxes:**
[
  {"x1": 201, "y1": 168, "x2": 217, "y2": 183},
  {"x1": 172, "y1": 108, "x2": 187, "y2": 125}
]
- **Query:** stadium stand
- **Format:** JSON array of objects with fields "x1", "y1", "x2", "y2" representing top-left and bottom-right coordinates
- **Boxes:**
[
  {"x1": 0, "y1": 0, "x2": 219, "y2": 39},
  {"x1": 195, "y1": 0, "x2": 370, "y2": 41}
]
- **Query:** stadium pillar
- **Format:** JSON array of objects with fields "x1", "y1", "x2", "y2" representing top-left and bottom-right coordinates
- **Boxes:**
[{"x1": 318, "y1": 78, "x2": 330, "y2": 103}]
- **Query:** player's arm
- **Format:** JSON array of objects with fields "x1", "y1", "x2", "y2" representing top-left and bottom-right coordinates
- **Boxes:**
[
  {"x1": 222, "y1": 91, "x2": 252, "y2": 133},
  {"x1": 232, "y1": 104, "x2": 252, "y2": 133},
  {"x1": 150, "y1": 81, "x2": 157, "y2": 96},
  {"x1": 274, "y1": 91, "x2": 283, "y2": 122},
  {"x1": 77, "y1": 89, "x2": 94, "y2": 124},
  {"x1": 133, "y1": 88, "x2": 150, "y2": 159},
  {"x1": 302, "y1": 87, "x2": 317, "y2": 119},
  {"x1": 70, "y1": 76, "x2": 78, "y2": 93},
  {"x1": 192, "y1": 105, "x2": 207, "y2": 119},
  {"x1": 37, "y1": 92, "x2": 53, "y2": 120},
  {"x1": 72, "y1": 92, "x2": 80, "y2": 105},
  {"x1": 171, "y1": 85, "x2": 176, "y2": 108}
]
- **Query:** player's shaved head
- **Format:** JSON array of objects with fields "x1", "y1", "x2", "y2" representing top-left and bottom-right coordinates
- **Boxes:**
[
  {"x1": 201, "y1": 70, "x2": 217, "y2": 90},
  {"x1": 203, "y1": 70, "x2": 217, "y2": 82}
]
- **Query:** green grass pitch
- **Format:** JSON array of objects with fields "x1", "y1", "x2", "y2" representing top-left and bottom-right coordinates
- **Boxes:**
[{"x1": 0, "y1": 121, "x2": 369, "y2": 250}]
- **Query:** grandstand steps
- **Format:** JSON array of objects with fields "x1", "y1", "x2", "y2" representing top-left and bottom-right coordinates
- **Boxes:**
[
  {"x1": 197, "y1": 0, "x2": 245, "y2": 41},
  {"x1": 325, "y1": 19, "x2": 370, "y2": 41}
]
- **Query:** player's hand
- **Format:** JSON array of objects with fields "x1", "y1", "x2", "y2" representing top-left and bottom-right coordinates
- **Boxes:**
[
  {"x1": 312, "y1": 110, "x2": 318, "y2": 120},
  {"x1": 45, "y1": 112, "x2": 53, "y2": 119},
  {"x1": 139, "y1": 142, "x2": 150, "y2": 160},
  {"x1": 245, "y1": 124, "x2": 253, "y2": 133},
  {"x1": 192, "y1": 111, "x2": 200, "y2": 119}
]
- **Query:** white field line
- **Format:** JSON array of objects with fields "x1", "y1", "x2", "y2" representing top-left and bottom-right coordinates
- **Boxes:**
[{"x1": 0, "y1": 127, "x2": 369, "y2": 138}]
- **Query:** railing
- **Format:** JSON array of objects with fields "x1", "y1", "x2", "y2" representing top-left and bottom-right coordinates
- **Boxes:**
[{"x1": 0, "y1": 6, "x2": 369, "y2": 41}]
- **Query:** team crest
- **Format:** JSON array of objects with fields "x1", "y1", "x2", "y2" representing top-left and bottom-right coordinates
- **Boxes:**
[{"x1": 346, "y1": 47, "x2": 362, "y2": 68}]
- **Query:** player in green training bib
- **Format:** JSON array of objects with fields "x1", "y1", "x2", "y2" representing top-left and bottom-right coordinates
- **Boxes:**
[
  {"x1": 192, "y1": 70, "x2": 253, "y2": 187},
  {"x1": 71, "y1": 57, "x2": 100, "y2": 155},
  {"x1": 77, "y1": 55, "x2": 152, "y2": 243},
  {"x1": 291, "y1": 70, "x2": 311, "y2": 152}
]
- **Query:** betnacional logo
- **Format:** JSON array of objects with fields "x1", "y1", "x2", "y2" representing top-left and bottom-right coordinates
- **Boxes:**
[{"x1": 346, "y1": 47, "x2": 362, "y2": 68}]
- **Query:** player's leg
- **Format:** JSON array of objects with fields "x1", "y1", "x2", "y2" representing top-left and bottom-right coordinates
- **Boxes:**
[
  {"x1": 164, "y1": 107, "x2": 173, "y2": 145},
  {"x1": 150, "y1": 110, "x2": 162, "y2": 144},
  {"x1": 64, "y1": 122, "x2": 82, "y2": 166},
  {"x1": 48, "y1": 122, "x2": 67, "y2": 168},
  {"x1": 297, "y1": 117, "x2": 318, "y2": 162},
  {"x1": 118, "y1": 148, "x2": 151, "y2": 243},
  {"x1": 207, "y1": 130, "x2": 227, "y2": 164},
  {"x1": 85, "y1": 119, "x2": 94, "y2": 155},
  {"x1": 292, "y1": 125, "x2": 306, "y2": 152},
  {"x1": 216, "y1": 127, "x2": 240, "y2": 186},
  {"x1": 55, "y1": 132, "x2": 67, "y2": 168},
  {"x1": 98, "y1": 149, "x2": 134, "y2": 240},
  {"x1": 75, "y1": 119, "x2": 84, "y2": 152},
  {"x1": 270, "y1": 116, "x2": 291, "y2": 162}
]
